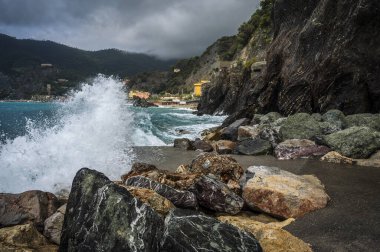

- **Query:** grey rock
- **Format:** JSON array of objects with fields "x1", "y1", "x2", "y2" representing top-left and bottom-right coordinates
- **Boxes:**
[
  {"x1": 280, "y1": 113, "x2": 322, "y2": 141},
  {"x1": 161, "y1": 208, "x2": 262, "y2": 252},
  {"x1": 189, "y1": 175, "x2": 244, "y2": 214},
  {"x1": 236, "y1": 138, "x2": 272, "y2": 155},
  {"x1": 220, "y1": 118, "x2": 250, "y2": 141},
  {"x1": 346, "y1": 114, "x2": 380, "y2": 131},
  {"x1": 60, "y1": 168, "x2": 163, "y2": 252},
  {"x1": 125, "y1": 176, "x2": 198, "y2": 209},
  {"x1": 274, "y1": 139, "x2": 331, "y2": 160},
  {"x1": 43, "y1": 204, "x2": 66, "y2": 245},
  {"x1": 173, "y1": 138, "x2": 195, "y2": 150},
  {"x1": 320, "y1": 109, "x2": 347, "y2": 134},
  {"x1": 324, "y1": 126, "x2": 380, "y2": 158},
  {"x1": 0, "y1": 190, "x2": 60, "y2": 232},
  {"x1": 192, "y1": 138, "x2": 213, "y2": 152}
]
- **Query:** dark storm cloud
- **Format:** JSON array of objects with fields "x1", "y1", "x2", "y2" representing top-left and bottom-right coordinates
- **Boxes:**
[{"x1": 0, "y1": 0, "x2": 260, "y2": 58}]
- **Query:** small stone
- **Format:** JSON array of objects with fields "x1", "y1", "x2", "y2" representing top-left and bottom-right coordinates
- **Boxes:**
[
  {"x1": 175, "y1": 164, "x2": 191, "y2": 174},
  {"x1": 242, "y1": 166, "x2": 330, "y2": 218},
  {"x1": 321, "y1": 151, "x2": 354, "y2": 164}
]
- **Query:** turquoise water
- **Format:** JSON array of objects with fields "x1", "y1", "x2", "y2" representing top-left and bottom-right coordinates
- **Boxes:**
[
  {"x1": 0, "y1": 102, "x2": 224, "y2": 145},
  {"x1": 0, "y1": 76, "x2": 225, "y2": 193}
]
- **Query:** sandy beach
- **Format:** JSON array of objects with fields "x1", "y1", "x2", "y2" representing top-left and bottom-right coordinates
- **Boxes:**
[{"x1": 134, "y1": 146, "x2": 380, "y2": 252}]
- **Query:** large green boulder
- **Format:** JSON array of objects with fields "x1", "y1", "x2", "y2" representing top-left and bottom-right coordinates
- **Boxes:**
[
  {"x1": 324, "y1": 127, "x2": 380, "y2": 158},
  {"x1": 320, "y1": 110, "x2": 348, "y2": 134},
  {"x1": 346, "y1": 114, "x2": 380, "y2": 131},
  {"x1": 280, "y1": 113, "x2": 322, "y2": 141}
]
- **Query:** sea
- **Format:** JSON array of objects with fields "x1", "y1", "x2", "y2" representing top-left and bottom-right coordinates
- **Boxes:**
[{"x1": 0, "y1": 75, "x2": 225, "y2": 193}]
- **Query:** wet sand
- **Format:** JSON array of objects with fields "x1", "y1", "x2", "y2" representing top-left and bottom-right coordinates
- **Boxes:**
[{"x1": 134, "y1": 146, "x2": 380, "y2": 252}]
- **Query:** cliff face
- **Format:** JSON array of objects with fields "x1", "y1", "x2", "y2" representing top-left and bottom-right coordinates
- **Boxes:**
[
  {"x1": 198, "y1": 0, "x2": 380, "y2": 117},
  {"x1": 257, "y1": 0, "x2": 380, "y2": 115}
]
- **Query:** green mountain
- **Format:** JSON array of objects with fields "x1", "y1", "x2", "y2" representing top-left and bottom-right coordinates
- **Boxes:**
[{"x1": 0, "y1": 33, "x2": 176, "y2": 99}]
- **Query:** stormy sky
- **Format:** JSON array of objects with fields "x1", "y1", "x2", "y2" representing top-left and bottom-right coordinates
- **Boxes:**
[{"x1": 0, "y1": 0, "x2": 260, "y2": 59}]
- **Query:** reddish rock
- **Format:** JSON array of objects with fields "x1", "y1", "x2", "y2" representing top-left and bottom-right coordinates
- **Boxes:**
[
  {"x1": 190, "y1": 153, "x2": 244, "y2": 192},
  {"x1": 0, "y1": 190, "x2": 60, "y2": 231},
  {"x1": 215, "y1": 140, "x2": 237, "y2": 154},
  {"x1": 121, "y1": 162, "x2": 158, "y2": 183},
  {"x1": 242, "y1": 166, "x2": 330, "y2": 219},
  {"x1": 275, "y1": 139, "x2": 330, "y2": 160}
]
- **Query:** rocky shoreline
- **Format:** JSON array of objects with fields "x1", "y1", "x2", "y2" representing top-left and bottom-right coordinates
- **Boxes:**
[{"x1": 175, "y1": 110, "x2": 380, "y2": 168}]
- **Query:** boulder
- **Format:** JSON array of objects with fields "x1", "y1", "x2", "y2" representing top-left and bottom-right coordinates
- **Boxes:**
[
  {"x1": 321, "y1": 151, "x2": 354, "y2": 165},
  {"x1": 258, "y1": 124, "x2": 282, "y2": 147},
  {"x1": 346, "y1": 114, "x2": 380, "y2": 131},
  {"x1": 189, "y1": 175, "x2": 244, "y2": 214},
  {"x1": 125, "y1": 176, "x2": 198, "y2": 209},
  {"x1": 255, "y1": 112, "x2": 283, "y2": 125},
  {"x1": 161, "y1": 208, "x2": 262, "y2": 252},
  {"x1": 274, "y1": 139, "x2": 331, "y2": 160},
  {"x1": 320, "y1": 109, "x2": 347, "y2": 134},
  {"x1": 121, "y1": 162, "x2": 158, "y2": 183},
  {"x1": 192, "y1": 138, "x2": 213, "y2": 152},
  {"x1": 218, "y1": 215, "x2": 312, "y2": 252},
  {"x1": 123, "y1": 168, "x2": 200, "y2": 191},
  {"x1": 324, "y1": 126, "x2": 380, "y2": 158},
  {"x1": 238, "y1": 125, "x2": 261, "y2": 140},
  {"x1": 60, "y1": 168, "x2": 163, "y2": 252},
  {"x1": 173, "y1": 138, "x2": 195, "y2": 150},
  {"x1": 215, "y1": 140, "x2": 237, "y2": 154},
  {"x1": 242, "y1": 166, "x2": 330, "y2": 219},
  {"x1": 121, "y1": 186, "x2": 175, "y2": 216},
  {"x1": 220, "y1": 118, "x2": 250, "y2": 141},
  {"x1": 0, "y1": 223, "x2": 58, "y2": 251},
  {"x1": 280, "y1": 113, "x2": 322, "y2": 141},
  {"x1": 190, "y1": 153, "x2": 244, "y2": 191},
  {"x1": 0, "y1": 190, "x2": 60, "y2": 231},
  {"x1": 236, "y1": 139, "x2": 272, "y2": 156},
  {"x1": 43, "y1": 204, "x2": 66, "y2": 245}
]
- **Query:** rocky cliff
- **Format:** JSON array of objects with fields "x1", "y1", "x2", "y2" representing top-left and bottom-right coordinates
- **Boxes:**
[{"x1": 198, "y1": 0, "x2": 380, "y2": 117}]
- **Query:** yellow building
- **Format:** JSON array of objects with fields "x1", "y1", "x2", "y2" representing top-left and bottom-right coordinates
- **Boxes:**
[
  {"x1": 193, "y1": 80, "x2": 210, "y2": 97},
  {"x1": 128, "y1": 90, "x2": 151, "y2": 99}
]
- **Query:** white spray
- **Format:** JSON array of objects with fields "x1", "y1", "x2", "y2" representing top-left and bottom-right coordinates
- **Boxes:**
[{"x1": 0, "y1": 75, "x2": 133, "y2": 193}]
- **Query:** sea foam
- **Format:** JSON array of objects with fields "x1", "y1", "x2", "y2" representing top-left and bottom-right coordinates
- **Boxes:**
[{"x1": 0, "y1": 75, "x2": 134, "y2": 193}]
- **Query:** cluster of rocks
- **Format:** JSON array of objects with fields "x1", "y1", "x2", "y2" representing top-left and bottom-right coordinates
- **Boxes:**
[
  {"x1": 0, "y1": 153, "x2": 330, "y2": 251},
  {"x1": 0, "y1": 190, "x2": 65, "y2": 251},
  {"x1": 132, "y1": 96, "x2": 158, "y2": 108},
  {"x1": 177, "y1": 110, "x2": 380, "y2": 167}
]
